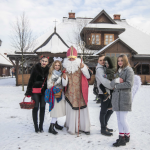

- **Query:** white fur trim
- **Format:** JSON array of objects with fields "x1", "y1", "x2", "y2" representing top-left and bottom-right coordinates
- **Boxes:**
[{"x1": 63, "y1": 58, "x2": 81, "y2": 74}]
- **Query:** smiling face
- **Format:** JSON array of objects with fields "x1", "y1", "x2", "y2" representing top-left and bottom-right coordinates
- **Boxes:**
[
  {"x1": 40, "y1": 58, "x2": 48, "y2": 68},
  {"x1": 54, "y1": 62, "x2": 61, "y2": 71},
  {"x1": 118, "y1": 57, "x2": 123, "y2": 68},
  {"x1": 98, "y1": 56, "x2": 105, "y2": 66}
]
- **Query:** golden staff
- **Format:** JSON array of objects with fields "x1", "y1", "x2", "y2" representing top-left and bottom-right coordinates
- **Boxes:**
[{"x1": 77, "y1": 55, "x2": 83, "y2": 137}]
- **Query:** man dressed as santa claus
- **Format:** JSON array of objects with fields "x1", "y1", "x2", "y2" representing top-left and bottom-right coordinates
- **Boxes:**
[{"x1": 62, "y1": 46, "x2": 91, "y2": 135}]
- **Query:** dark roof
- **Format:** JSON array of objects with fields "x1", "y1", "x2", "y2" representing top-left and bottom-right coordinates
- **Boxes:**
[
  {"x1": 133, "y1": 54, "x2": 150, "y2": 59},
  {"x1": 90, "y1": 9, "x2": 117, "y2": 24},
  {"x1": 34, "y1": 27, "x2": 69, "y2": 53}
]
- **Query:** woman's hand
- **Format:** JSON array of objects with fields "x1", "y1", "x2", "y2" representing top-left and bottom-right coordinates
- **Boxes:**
[
  {"x1": 63, "y1": 73, "x2": 66, "y2": 79},
  {"x1": 120, "y1": 78, "x2": 124, "y2": 83}
]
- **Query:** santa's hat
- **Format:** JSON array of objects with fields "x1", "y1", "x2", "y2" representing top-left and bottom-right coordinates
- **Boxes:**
[{"x1": 67, "y1": 46, "x2": 77, "y2": 59}]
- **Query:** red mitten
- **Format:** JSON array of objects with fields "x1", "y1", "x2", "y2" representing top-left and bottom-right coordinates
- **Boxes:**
[{"x1": 62, "y1": 70, "x2": 66, "y2": 73}]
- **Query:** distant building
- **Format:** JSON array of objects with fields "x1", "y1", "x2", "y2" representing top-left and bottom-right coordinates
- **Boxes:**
[
  {"x1": 0, "y1": 53, "x2": 12, "y2": 76},
  {"x1": 7, "y1": 10, "x2": 150, "y2": 85}
]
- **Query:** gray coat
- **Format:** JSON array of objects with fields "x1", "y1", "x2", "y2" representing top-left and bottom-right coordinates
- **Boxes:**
[
  {"x1": 110, "y1": 66, "x2": 134, "y2": 111},
  {"x1": 95, "y1": 63, "x2": 113, "y2": 94}
]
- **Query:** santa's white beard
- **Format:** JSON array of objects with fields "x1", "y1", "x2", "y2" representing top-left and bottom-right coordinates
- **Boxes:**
[{"x1": 63, "y1": 58, "x2": 81, "y2": 74}]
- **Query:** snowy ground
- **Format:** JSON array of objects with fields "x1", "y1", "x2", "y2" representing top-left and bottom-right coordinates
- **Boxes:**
[{"x1": 0, "y1": 78, "x2": 150, "y2": 150}]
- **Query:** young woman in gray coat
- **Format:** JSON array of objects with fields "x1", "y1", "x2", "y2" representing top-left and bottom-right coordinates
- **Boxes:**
[{"x1": 110, "y1": 54, "x2": 134, "y2": 147}]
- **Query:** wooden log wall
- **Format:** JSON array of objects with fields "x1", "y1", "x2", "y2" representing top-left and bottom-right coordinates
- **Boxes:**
[
  {"x1": 138, "y1": 75, "x2": 150, "y2": 84},
  {"x1": 18, "y1": 74, "x2": 30, "y2": 85}
]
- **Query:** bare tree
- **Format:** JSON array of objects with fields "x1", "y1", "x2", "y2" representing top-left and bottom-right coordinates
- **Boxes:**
[
  {"x1": 10, "y1": 12, "x2": 35, "y2": 91},
  {"x1": 67, "y1": 19, "x2": 95, "y2": 63}
]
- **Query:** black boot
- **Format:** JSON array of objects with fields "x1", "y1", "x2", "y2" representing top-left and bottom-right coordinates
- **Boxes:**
[
  {"x1": 113, "y1": 136, "x2": 126, "y2": 147},
  {"x1": 96, "y1": 99, "x2": 101, "y2": 104},
  {"x1": 39, "y1": 107, "x2": 45, "y2": 133},
  {"x1": 55, "y1": 121, "x2": 63, "y2": 130},
  {"x1": 49, "y1": 123, "x2": 58, "y2": 135},
  {"x1": 125, "y1": 135, "x2": 130, "y2": 142},
  {"x1": 32, "y1": 108, "x2": 39, "y2": 133},
  {"x1": 84, "y1": 131, "x2": 90, "y2": 135},
  {"x1": 101, "y1": 129, "x2": 113, "y2": 136},
  {"x1": 106, "y1": 127, "x2": 113, "y2": 132}
]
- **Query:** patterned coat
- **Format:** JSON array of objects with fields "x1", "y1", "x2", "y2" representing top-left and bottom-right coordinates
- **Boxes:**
[{"x1": 110, "y1": 66, "x2": 134, "y2": 111}]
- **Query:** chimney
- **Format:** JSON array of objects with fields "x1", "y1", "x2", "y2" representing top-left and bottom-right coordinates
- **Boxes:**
[
  {"x1": 68, "y1": 10, "x2": 75, "y2": 19},
  {"x1": 113, "y1": 14, "x2": 121, "y2": 20}
]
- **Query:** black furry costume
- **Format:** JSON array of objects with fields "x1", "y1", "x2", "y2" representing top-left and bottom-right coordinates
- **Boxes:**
[
  {"x1": 25, "y1": 63, "x2": 49, "y2": 96},
  {"x1": 25, "y1": 63, "x2": 49, "y2": 132}
]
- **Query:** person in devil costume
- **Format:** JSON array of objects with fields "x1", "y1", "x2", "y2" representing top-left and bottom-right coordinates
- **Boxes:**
[{"x1": 25, "y1": 56, "x2": 49, "y2": 133}]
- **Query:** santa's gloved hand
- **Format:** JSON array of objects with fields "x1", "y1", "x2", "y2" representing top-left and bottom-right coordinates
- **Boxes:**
[{"x1": 103, "y1": 74, "x2": 107, "y2": 78}]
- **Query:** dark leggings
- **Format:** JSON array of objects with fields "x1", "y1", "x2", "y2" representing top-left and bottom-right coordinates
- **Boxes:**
[
  {"x1": 99, "y1": 94, "x2": 113, "y2": 130},
  {"x1": 32, "y1": 94, "x2": 46, "y2": 130}
]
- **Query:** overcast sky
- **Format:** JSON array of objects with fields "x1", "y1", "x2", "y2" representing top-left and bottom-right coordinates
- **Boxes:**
[{"x1": 0, "y1": 0, "x2": 150, "y2": 53}]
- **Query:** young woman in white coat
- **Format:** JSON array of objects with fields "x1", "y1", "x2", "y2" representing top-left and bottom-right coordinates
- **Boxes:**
[
  {"x1": 110, "y1": 54, "x2": 134, "y2": 147},
  {"x1": 47, "y1": 58, "x2": 66, "y2": 135}
]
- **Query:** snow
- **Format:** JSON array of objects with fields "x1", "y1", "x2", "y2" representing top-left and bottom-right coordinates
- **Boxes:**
[
  {"x1": 93, "y1": 39, "x2": 119, "y2": 55},
  {"x1": 28, "y1": 18, "x2": 92, "y2": 53},
  {"x1": 116, "y1": 20, "x2": 150, "y2": 55},
  {"x1": 0, "y1": 78, "x2": 150, "y2": 150},
  {"x1": 93, "y1": 20, "x2": 150, "y2": 55},
  {"x1": 85, "y1": 23, "x2": 125, "y2": 29},
  {"x1": 11, "y1": 15, "x2": 150, "y2": 55},
  {"x1": 36, "y1": 34, "x2": 68, "y2": 53},
  {"x1": 0, "y1": 53, "x2": 13, "y2": 66}
]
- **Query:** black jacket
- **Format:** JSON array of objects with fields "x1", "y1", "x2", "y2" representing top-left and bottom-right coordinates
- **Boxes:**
[{"x1": 25, "y1": 63, "x2": 49, "y2": 96}]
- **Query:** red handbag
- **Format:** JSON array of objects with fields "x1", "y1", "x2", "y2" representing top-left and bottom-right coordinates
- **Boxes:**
[{"x1": 32, "y1": 78, "x2": 47, "y2": 94}]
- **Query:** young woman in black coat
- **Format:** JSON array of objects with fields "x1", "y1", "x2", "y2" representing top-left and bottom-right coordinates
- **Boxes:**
[{"x1": 25, "y1": 56, "x2": 49, "y2": 133}]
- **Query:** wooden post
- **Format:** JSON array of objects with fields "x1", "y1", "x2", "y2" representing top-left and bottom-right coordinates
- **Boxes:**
[
  {"x1": 0, "y1": 67, "x2": 2, "y2": 76},
  {"x1": 141, "y1": 62, "x2": 142, "y2": 75},
  {"x1": 16, "y1": 60, "x2": 19, "y2": 86},
  {"x1": 27, "y1": 67, "x2": 29, "y2": 74},
  {"x1": 149, "y1": 63, "x2": 150, "y2": 75}
]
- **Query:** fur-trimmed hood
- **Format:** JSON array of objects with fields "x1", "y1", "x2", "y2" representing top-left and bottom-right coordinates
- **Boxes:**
[{"x1": 104, "y1": 56, "x2": 116, "y2": 69}]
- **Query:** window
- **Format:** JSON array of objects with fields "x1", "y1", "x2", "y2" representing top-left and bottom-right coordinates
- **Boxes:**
[
  {"x1": 104, "y1": 34, "x2": 114, "y2": 45},
  {"x1": 105, "y1": 53, "x2": 130, "y2": 58},
  {"x1": 105, "y1": 53, "x2": 111, "y2": 57},
  {"x1": 137, "y1": 64, "x2": 150, "y2": 75},
  {"x1": 91, "y1": 33, "x2": 101, "y2": 45}
]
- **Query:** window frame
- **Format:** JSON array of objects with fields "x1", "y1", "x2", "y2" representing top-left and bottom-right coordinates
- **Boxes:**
[
  {"x1": 90, "y1": 33, "x2": 101, "y2": 45},
  {"x1": 104, "y1": 34, "x2": 114, "y2": 45}
]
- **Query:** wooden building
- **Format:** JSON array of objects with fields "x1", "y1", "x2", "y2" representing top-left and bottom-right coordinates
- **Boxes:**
[
  {"x1": 0, "y1": 53, "x2": 12, "y2": 77},
  {"x1": 7, "y1": 10, "x2": 150, "y2": 85}
]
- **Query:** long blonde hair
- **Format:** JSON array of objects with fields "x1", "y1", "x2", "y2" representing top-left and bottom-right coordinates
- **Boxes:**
[
  {"x1": 48, "y1": 60, "x2": 62, "y2": 79},
  {"x1": 117, "y1": 54, "x2": 131, "y2": 71}
]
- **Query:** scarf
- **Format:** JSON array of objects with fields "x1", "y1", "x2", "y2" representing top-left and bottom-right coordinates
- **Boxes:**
[
  {"x1": 52, "y1": 70, "x2": 62, "y2": 82},
  {"x1": 45, "y1": 87, "x2": 62, "y2": 112}
]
